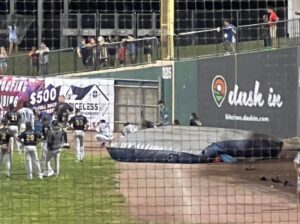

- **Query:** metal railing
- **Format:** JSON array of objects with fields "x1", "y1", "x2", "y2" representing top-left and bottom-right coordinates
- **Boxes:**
[
  {"x1": 3, "y1": 37, "x2": 159, "y2": 76},
  {"x1": 175, "y1": 18, "x2": 300, "y2": 59}
]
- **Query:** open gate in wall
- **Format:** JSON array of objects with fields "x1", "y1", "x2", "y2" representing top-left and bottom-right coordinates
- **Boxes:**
[{"x1": 114, "y1": 79, "x2": 160, "y2": 131}]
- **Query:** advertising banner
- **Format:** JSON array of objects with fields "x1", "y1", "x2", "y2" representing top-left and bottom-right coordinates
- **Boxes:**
[
  {"x1": 0, "y1": 76, "x2": 114, "y2": 130},
  {"x1": 0, "y1": 76, "x2": 44, "y2": 118},
  {"x1": 35, "y1": 77, "x2": 114, "y2": 130},
  {"x1": 197, "y1": 48, "x2": 298, "y2": 137}
]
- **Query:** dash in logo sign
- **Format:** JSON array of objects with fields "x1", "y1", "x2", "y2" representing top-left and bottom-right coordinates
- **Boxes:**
[{"x1": 211, "y1": 75, "x2": 227, "y2": 107}]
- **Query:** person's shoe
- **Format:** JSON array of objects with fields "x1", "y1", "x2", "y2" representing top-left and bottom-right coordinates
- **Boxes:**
[
  {"x1": 43, "y1": 170, "x2": 54, "y2": 177},
  {"x1": 6, "y1": 174, "x2": 10, "y2": 178},
  {"x1": 27, "y1": 175, "x2": 33, "y2": 180},
  {"x1": 38, "y1": 175, "x2": 43, "y2": 180}
]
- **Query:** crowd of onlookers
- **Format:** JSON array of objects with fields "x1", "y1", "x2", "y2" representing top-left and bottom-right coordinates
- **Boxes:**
[
  {"x1": 76, "y1": 34, "x2": 158, "y2": 71},
  {"x1": 0, "y1": 7, "x2": 289, "y2": 76},
  {"x1": 0, "y1": 31, "x2": 159, "y2": 76}
]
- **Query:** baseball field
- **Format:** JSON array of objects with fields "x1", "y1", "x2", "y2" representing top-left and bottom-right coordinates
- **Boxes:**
[
  {"x1": 0, "y1": 139, "x2": 135, "y2": 224},
  {"x1": 1, "y1": 132, "x2": 300, "y2": 224}
]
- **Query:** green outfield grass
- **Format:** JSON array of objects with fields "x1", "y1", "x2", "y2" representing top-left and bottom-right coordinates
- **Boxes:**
[{"x1": 0, "y1": 149, "x2": 134, "y2": 224}]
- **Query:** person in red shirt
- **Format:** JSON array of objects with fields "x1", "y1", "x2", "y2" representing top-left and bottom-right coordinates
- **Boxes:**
[
  {"x1": 268, "y1": 7, "x2": 279, "y2": 47},
  {"x1": 118, "y1": 41, "x2": 126, "y2": 66}
]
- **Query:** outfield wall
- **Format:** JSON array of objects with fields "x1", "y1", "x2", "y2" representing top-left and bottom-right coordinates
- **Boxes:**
[{"x1": 174, "y1": 47, "x2": 299, "y2": 138}]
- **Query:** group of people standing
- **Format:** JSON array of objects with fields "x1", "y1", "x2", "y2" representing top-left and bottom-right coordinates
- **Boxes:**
[
  {"x1": 28, "y1": 43, "x2": 50, "y2": 76},
  {"x1": 77, "y1": 34, "x2": 157, "y2": 70},
  {"x1": 220, "y1": 7, "x2": 279, "y2": 54},
  {"x1": 0, "y1": 95, "x2": 90, "y2": 180}
]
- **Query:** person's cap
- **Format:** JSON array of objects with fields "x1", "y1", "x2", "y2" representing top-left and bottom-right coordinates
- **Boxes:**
[{"x1": 52, "y1": 120, "x2": 59, "y2": 127}]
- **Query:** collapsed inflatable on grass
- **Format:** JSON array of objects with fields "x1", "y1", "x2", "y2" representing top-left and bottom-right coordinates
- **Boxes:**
[{"x1": 107, "y1": 126, "x2": 283, "y2": 163}]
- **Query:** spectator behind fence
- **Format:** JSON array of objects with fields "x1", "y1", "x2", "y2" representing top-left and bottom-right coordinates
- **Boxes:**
[
  {"x1": 85, "y1": 37, "x2": 97, "y2": 70},
  {"x1": 77, "y1": 38, "x2": 89, "y2": 69},
  {"x1": 157, "y1": 100, "x2": 169, "y2": 126},
  {"x1": 268, "y1": 7, "x2": 279, "y2": 48},
  {"x1": 143, "y1": 34, "x2": 152, "y2": 63},
  {"x1": 96, "y1": 36, "x2": 107, "y2": 69},
  {"x1": 261, "y1": 14, "x2": 272, "y2": 48},
  {"x1": 36, "y1": 43, "x2": 50, "y2": 76},
  {"x1": 7, "y1": 24, "x2": 18, "y2": 55},
  {"x1": 107, "y1": 35, "x2": 117, "y2": 67},
  {"x1": 28, "y1": 47, "x2": 39, "y2": 76},
  {"x1": 118, "y1": 41, "x2": 126, "y2": 66},
  {"x1": 220, "y1": 20, "x2": 236, "y2": 55},
  {"x1": 126, "y1": 34, "x2": 136, "y2": 64},
  {"x1": 0, "y1": 47, "x2": 8, "y2": 75}
]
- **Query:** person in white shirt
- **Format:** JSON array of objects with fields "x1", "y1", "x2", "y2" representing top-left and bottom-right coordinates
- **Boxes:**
[
  {"x1": 18, "y1": 102, "x2": 35, "y2": 133},
  {"x1": 121, "y1": 122, "x2": 138, "y2": 137},
  {"x1": 36, "y1": 43, "x2": 50, "y2": 76},
  {"x1": 95, "y1": 119, "x2": 113, "y2": 147},
  {"x1": 8, "y1": 24, "x2": 18, "y2": 55}
]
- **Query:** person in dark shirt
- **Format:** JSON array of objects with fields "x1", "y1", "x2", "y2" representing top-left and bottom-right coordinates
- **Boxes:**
[
  {"x1": 0, "y1": 118, "x2": 13, "y2": 177},
  {"x1": 262, "y1": 14, "x2": 271, "y2": 48},
  {"x1": 5, "y1": 103, "x2": 21, "y2": 154},
  {"x1": 18, "y1": 121, "x2": 43, "y2": 180},
  {"x1": 40, "y1": 116, "x2": 53, "y2": 174},
  {"x1": 221, "y1": 20, "x2": 236, "y2": 54},
  {"x1": 53, "y1": 95, "x2": 74, "y2": 148},
  {"x1": 68, "y1": 109, "x2": 89, "y2": 162},
  {"x1": 189, "y1": 113, "x2": 202, "y2": 126},
  {"x1": 45, "y1": 120, "x2": 64, "y2": 177}
]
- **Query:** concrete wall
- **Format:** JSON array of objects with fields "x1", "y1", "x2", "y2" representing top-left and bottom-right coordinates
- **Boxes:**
[{"x1": 70, "y1": 64, "x2": 174, "y2": 127}]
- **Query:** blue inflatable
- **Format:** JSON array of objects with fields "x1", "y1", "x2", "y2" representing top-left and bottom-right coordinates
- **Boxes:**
[{"x1": 107, "y1": 126, "x2": 283, "y2": 164}]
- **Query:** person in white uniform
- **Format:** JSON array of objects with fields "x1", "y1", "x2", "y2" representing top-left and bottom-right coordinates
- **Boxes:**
[
  {"x1": 95, "y1": 119, "x2": 113, "y2": 147},
  {"x1": 18, "y1": 102, "x2": 35, "y2": 133}
]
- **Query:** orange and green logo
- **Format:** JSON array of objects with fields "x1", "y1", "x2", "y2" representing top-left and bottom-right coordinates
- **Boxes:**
[{"x1": 212, "y1": 75, "x2": 227, "y2": 107}]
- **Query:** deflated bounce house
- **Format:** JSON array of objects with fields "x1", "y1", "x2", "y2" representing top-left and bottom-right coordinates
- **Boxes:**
[{"x1": 107, "y1": 126, "x2": 283, "y2": 163}]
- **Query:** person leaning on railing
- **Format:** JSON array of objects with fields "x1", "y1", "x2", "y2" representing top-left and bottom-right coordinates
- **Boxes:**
[
  {"x1": 106, "y1": 36, "x2": 117, "y2": 67},
  {"x1": 36, "y1": 43, "x2": 50, "y2": 76},
  {"x1": 261, "y1": 14, "x2": 272, "y2": 48},
  {"x1": 218, "y1": 20, "x2": 236, "y2": 55},
  {"x1": 267, "y1": 7, "x2": 279, "y2": 48},
  {"x1": 85, "y1": 37, "x2": 97, "y2": 70},
  {"x1": 28, "y1": 47, "x2": 39, "y2": 76},
  {"x1": 118, "y1": 41, "x2": 126, "y2": 66},
  {"x1": 95, "y1": 36, "x2": 108, "y2": 69},
  {"x1": 76, "y1": 38, "x2": 90, "y2": 70},
  {"x1": 126, "y1": 34, "x2": 137, "y2": 65}
]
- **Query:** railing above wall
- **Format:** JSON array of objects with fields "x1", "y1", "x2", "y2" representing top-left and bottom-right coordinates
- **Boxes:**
[
  {"x1": 3, "y1": 37, "x2": 159, "y2": 76},
  {"x1": 175, "y1": 18, "x2": 300, "y2": 59}
]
